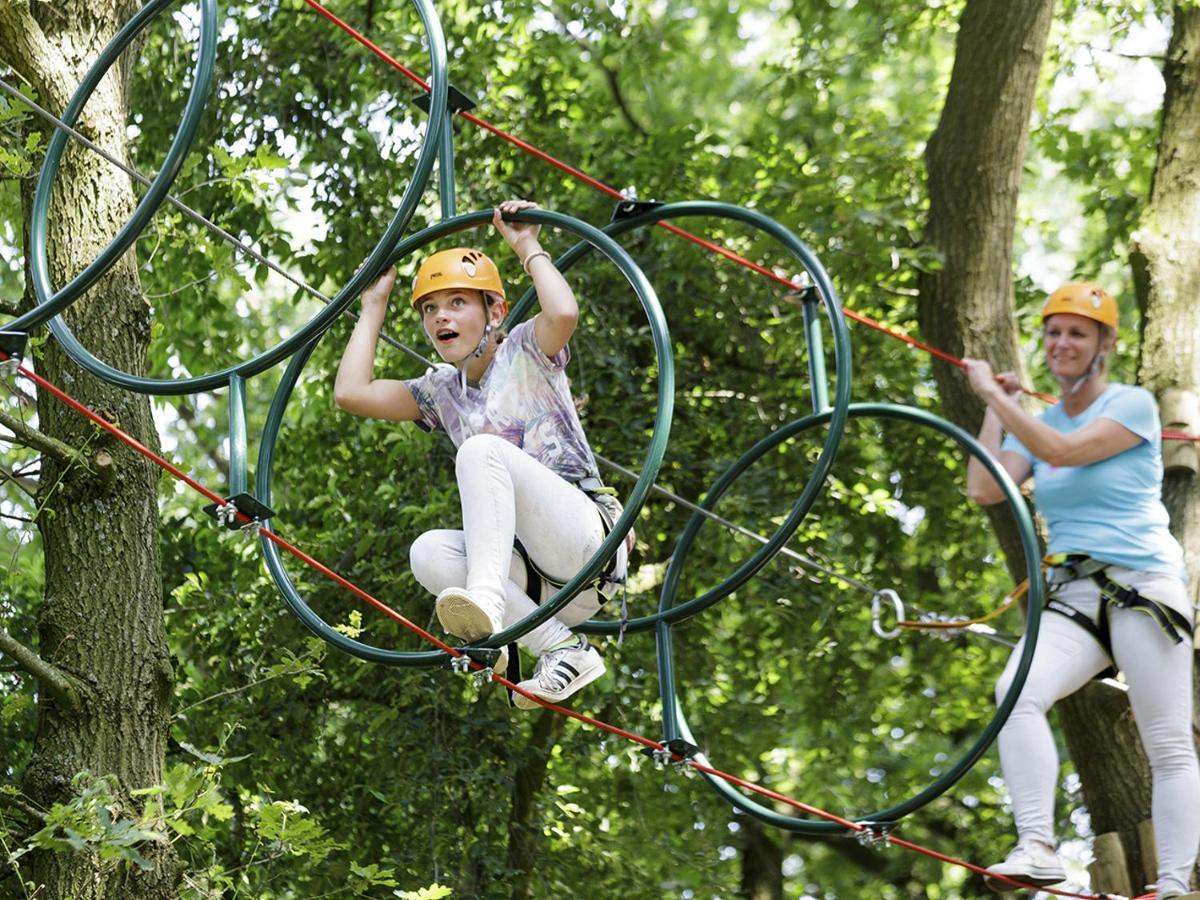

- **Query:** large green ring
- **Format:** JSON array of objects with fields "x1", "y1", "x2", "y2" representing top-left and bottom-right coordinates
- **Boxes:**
[
  {"x1": 658, "y1": 403, "x2": 1043, "y2": 834},
  {"x1": 255, "y1": 208, "x2": 675, "y2": 666}
]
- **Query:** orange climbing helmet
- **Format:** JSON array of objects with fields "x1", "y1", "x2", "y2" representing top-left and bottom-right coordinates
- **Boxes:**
[
  {"x1": 1041, "y1": 282, "x2": 1118, "y2": 330},
  {"x1": 410, "y1": 248, "x2": 506, "y2": 310}
]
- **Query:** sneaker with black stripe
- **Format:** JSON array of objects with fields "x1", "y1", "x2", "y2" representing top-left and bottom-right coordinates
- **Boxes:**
[{"x1": 512, "y1": 636, "x2": 605, "y2": 710}]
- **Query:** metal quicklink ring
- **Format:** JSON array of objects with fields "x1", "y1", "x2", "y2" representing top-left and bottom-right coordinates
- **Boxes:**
[{"x1": 870, "y1": 589, "x2": 905, "y2": 640}]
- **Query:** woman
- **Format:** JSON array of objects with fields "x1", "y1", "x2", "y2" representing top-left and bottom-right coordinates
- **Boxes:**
[
  {"x1": 334, "y1": 199, "x2": 628, "y2": 709},
  {"x1": 964, "y1": 282, "x2": 1199, "y2": 898}
]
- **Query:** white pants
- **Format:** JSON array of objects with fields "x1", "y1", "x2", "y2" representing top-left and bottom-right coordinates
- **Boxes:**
[
  {"x1": 409, "y1": 434, "x2": 607, "y2": 656},
  {"x1": 994, "y1": 567, "x2": 1199, "y2": 895}
]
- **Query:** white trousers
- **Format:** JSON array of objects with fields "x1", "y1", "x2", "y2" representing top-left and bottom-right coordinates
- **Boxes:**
[
  {"x1": 409, "y1": 434, "x2": 607, "y2": 656},
  {"x1": 994, "y1": 568, "x2": 1199, "y2": 895}
]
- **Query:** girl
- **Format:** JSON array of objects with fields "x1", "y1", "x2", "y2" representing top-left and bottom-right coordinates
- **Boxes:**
[
  {"x1": 334, "y1": 200, "x2": 628, "y2": 710},
  {"x1": 964, "y1": 282, "x2": 1199, "y2": 898}
]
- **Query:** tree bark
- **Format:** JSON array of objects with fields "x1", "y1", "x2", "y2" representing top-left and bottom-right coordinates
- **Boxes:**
[
  {"x1": 918, "y1": 0, "x2": 1056, "y2": 580},
  {"x1": 737, "y1": 817, "x2": 785, "y2": 900},
  {"x1": 1130, "y1": 3, "x2": 1200, "y2": 890},
  {"x1": 0, "y1": 3, "x2": 178, "y2": 897},
  {"x1": 506, "y1": 708, "x2": 566, "y2": 898},
  {"x1": 919, "y1": 0, "x2": 1055, "y2": 423},
  {"x1": 921, "y1": 0, "x2": 1198, "y2": 892}
]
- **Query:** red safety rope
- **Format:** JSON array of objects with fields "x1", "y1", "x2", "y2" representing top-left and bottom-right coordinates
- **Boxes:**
[
  {"x1": 300, "y1": 0, "x2": 1200, "y2": 446},
  {"x1": 2, "y1": 348, "x2": 1126, "y2": 900}
]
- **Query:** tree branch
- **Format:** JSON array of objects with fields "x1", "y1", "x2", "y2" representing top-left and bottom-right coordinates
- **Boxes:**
[
  {"x1": 548, "y1": 8, "x2": 649, "y2": 136},
  {"x1": 0, "y1": 297, "x2": 19, "y2": 316},
  {"x1": 0, "y1": 4, "x2": 55, "y2": 99},
  {"x1": 0, "y1": 463, "x2": 37, "y2": 497},
  {"x1": 0, "y1": 408, "x2": 85, "y2": 464},
  {"x1": 0, "y1": 626, "x2": 82, "y2": 710},
  {"x1": 1, "y1": 377, "x2": 36, "y2": 408},
  {"x1": 0, "y1": 789, "x2": 46, "y2": 824},
  {"x1": 601, "y1": 64, "x2": 648, "y2": 137}
]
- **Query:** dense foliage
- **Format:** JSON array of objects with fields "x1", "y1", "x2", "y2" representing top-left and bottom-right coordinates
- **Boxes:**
[{"x1": 1, "y1": 0, "x2": 1178, "y2": 896}]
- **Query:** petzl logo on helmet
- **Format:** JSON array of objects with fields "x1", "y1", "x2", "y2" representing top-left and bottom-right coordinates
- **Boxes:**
[
  {"x1": 463, "y1": 260, "x2": 477, "y2": 277},
  {"x1": 1091, "y1": 295, "x2": 1102, "y2": 309}
]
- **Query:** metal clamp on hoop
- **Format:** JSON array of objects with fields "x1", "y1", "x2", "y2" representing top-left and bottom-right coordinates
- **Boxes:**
[
  {"x1": 853, "y1": 821, "x2": 894, "y2": 849},
  {"x1": 641, "y1": 738, "x2": 700, "y2": 773},
  {"x1": 203, "y1": 492, "x2": 275, "y2": 532},
  {"x1": 412, "y1": 82, "x2": 477, "y2": 116},
  {"x1": 611, "y1": 188, "x2": 664, "y2": 223},
  {"x1": 239, "y1": 518, "x2": 264, "y2": 540},
  {"x1": 0, "y1": 331, "x2": 28, "y2": 376},
  {"x1": 782, "y1": 272, "x2": 819, "y2": 306},
  {"x1": 446, "y1": 646, "x2": 505, "y2": 681},
  {"x1": 871, "y1": 589, "x2": 905, "y2": 640}
]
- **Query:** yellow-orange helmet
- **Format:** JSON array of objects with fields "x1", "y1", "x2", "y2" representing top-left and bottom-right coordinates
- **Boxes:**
[
  {"x1": 1041, "y1": 282, "x2": 1118, "y2": 330},
  {"x1": 410, "y1": 248, "x2": 505, "y2": 310}
]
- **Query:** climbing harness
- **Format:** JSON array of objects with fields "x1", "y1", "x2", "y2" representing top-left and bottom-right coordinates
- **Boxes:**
[
  {"x1": 1043, "y1": 554, "x2": 1194, "y2": 667},
  {"x1": 512, "y1": 476, "x2": 630, "y2": 613}
]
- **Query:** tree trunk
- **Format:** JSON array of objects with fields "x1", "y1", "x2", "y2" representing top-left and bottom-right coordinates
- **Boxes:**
[
  {"x1": 0, "y1": 3, "x2": 178, "y2": 897},
  {"x1": 1131, "y1": 3, "x2": 1200, "y2": 890},
  {"x1": 506, "y1": 708, "x2": 566, "y2": 898},
  {"x1": 918, "y1": 0, "x2": 1056, "y2": 578},
  {"x1": 919, "y1": 0, "x2": 1055, "y2": 422},
  {"x1": 737, "y1": 817, "x2": 784, "y2": 900}
]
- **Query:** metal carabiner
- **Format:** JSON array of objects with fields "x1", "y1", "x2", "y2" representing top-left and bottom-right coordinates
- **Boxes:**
[{"x1": 871, "y1": 589, "x2": 905, "y2": 640}]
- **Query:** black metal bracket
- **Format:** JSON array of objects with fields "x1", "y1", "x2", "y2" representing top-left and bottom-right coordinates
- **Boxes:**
[
  {"x1": 454, "y1": 645, "x2": 505, "y2": 669},
  {"x1": 202, "y1": 492, "x2": 276, "y2": 531},
  {"x1": 413, "y1": 83, "x2": 477, "y2": 116},
  {"x1": 641, "y1": 737, "x2": 700, "y2": 766},
  {"x1": 611, "y1": 199, "x2": 664, "y2": 223},
  {"x1": 0, "y1": 331, "x2": 28, "y2": 367}
]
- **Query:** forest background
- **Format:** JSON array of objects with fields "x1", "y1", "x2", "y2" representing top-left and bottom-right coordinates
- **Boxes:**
[{"x1": 1, "y1": 0, "x2": 1198, "y2": 898}]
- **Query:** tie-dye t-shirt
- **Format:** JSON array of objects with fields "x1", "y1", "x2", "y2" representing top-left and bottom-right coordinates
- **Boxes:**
[{"x1": 404, "y1": 320, "x2": 600, "y2": 483}]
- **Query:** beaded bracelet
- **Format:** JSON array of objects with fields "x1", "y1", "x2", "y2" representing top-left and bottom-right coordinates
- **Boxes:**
[{"x1": 521, "y1": 249, "x2": 552, "y2": 274}]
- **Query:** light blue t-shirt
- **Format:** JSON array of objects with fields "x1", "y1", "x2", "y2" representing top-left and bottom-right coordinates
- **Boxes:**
[{"x1": 1001, "y1": 384, "x2": 1186, "y2": 581}]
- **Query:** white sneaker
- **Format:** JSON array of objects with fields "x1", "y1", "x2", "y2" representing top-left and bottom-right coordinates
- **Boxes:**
[
  {"x1": 512, "y1": 636, "x2": 605, "y2": 710},
  {"x1": 984, "y1": 842, "x2": 1066, "y2": 891},
  {"x1": 435, "y1": 587, "x2": 503, "y2": 641}
]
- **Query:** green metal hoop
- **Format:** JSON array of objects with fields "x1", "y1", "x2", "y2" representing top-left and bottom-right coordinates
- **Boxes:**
[
  {"x1": 506, "y1": 201, "x2": 854, "y2": 636},
  {"x1": 255, "y1": 208, "x2": 674, "y2": 666},
  {"x1": 12, "y1": 0, "x2": 218, "y2": 334},
  {"x1": 20, "y1": 0, "x2": 449, "y2": 397},
  {"x1": 657, "y1": 402, "x2": 1043, "y2": 834}
]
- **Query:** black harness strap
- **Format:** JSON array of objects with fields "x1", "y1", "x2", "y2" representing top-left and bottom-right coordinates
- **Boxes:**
[
  {"x1": 1043, "y1": 555, "x2": 1193, "y2": 677},
  {"x1": 1043, "y1": 597, "x2": 1116, "y2": 681}
]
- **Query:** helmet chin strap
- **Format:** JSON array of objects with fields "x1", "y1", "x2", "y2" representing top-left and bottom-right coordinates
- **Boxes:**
[
  {"x1": 1062, "y1": 349, "x2": 1105, "y2": 398},
  {"x1": 453, "y1": 321, "x2": 495, "y2": 395},
  {"x1": 471, "y1": 323, "x2": 494, "y2": 359}
]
